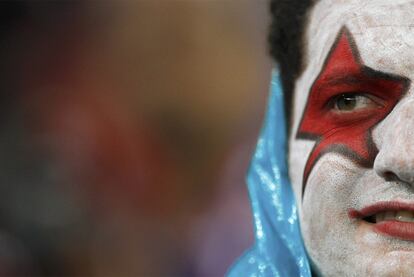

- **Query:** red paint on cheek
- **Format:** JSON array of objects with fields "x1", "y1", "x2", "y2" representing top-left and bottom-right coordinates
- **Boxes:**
[{"x1": 297, "y1": 28, "x2": 409, "y2": 196}]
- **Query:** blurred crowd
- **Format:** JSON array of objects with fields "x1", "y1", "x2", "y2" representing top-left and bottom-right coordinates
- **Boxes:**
[{"x1": 0, "y1": 1, "x2": 271, "y2": 276}]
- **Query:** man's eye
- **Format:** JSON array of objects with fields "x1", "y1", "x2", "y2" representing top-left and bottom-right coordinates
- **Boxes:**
[{"x1": 332, "y1": 93, "x2": 381, "y2": 112}]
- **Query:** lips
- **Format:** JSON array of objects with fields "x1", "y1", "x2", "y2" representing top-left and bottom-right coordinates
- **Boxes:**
[{"x1": 349, "y1": 201, "x2": 414, "y2": 241}]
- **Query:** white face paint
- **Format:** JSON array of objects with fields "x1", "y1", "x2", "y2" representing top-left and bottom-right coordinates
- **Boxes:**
[{"x1": 289, "y1": 1, "x2": 414, "y2": 276}]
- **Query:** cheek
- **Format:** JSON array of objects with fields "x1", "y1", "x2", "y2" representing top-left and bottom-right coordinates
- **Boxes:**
[
  {"x1": 299, "y1": 155, "x2": 363, "y2": 272},
  {"x1": 289, "y1": 139, "x2": 314, "y2": 202},
  {"x1": 301, "y1": 155, "x2": 357, "y2": 236}
]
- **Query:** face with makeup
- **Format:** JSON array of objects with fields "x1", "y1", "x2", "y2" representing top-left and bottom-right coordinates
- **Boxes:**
[{"x1": 288, "y1": 0, "x2": 414, "y2": 276}]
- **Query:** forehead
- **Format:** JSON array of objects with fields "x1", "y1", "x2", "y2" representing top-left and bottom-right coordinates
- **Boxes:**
[
  {"x1": 308, "y1": 0, "x2": 414, "y2": 71},
  {"x1": 292, "y1": 0, "x2": 414, "y2": 130}
]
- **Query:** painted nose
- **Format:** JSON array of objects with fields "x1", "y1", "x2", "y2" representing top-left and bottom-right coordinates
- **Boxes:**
[{"x1": 374, "y1": 99, "x2": 414, "y2": 184}]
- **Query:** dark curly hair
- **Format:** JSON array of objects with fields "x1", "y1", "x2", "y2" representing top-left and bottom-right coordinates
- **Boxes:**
[{"x1": 269, "y1": 0, "x2": 316, "y2": 128}]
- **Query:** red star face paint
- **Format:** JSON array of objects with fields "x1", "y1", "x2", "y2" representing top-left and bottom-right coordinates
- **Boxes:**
[{"x1": 297, "y1": 27, "x2": 410, "y2": 196}]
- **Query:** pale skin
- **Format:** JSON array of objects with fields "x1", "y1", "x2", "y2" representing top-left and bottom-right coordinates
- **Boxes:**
[{"x1": 288, "y1": 0, "x2": 414, "y2": 276}]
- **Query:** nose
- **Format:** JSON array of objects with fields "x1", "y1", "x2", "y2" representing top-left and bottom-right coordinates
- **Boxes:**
[{"x1": 374, "y1": 99, "x2": 414, "y2": 184}]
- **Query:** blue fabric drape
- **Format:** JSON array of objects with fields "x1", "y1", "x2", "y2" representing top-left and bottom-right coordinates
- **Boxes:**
[{"x1": 227, "y1": 71, "x2": 311, "y2": 277}]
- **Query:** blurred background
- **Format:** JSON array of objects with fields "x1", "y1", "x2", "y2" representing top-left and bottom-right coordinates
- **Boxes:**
[{"x1": 0, "y1": 1, "x2": 271, "y2": 276}]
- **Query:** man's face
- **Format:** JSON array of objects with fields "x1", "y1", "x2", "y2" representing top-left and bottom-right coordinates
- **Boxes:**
[{"x1": 289, "y1": 0, "x2": 414, "y2": 276}]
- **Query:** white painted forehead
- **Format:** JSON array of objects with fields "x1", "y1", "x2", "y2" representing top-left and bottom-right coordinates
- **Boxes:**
[{"x1": 305, "y1": 0, "x2": 414, "y2": 77}]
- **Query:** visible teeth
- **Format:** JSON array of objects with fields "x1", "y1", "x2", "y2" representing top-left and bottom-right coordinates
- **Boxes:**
[
  {"x1": 396, "y1": 211, "x2": 414, "y2": 222},
  {"x1": 373, "y1": 211, "x2": 414, "y2": 223}
]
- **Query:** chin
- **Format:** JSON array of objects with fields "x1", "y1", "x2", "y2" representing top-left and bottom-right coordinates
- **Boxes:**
[
  {"x1": 366, "y1": 251, "x2": 414, "y2": 277},
  {"x1": 304, "y1": 223, "x2": 414, "y2": 277},
  {"x1": 306, "y1": 236, "x2": 414, "y2": 277}
]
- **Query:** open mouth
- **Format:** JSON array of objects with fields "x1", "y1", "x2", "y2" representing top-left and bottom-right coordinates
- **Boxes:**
[
  {"x1": 362, "y1": 211, "x2": 414, "y2": 223},
  {"x1": 349, "y1": 201, "x2": 414, "y2": 241}
]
